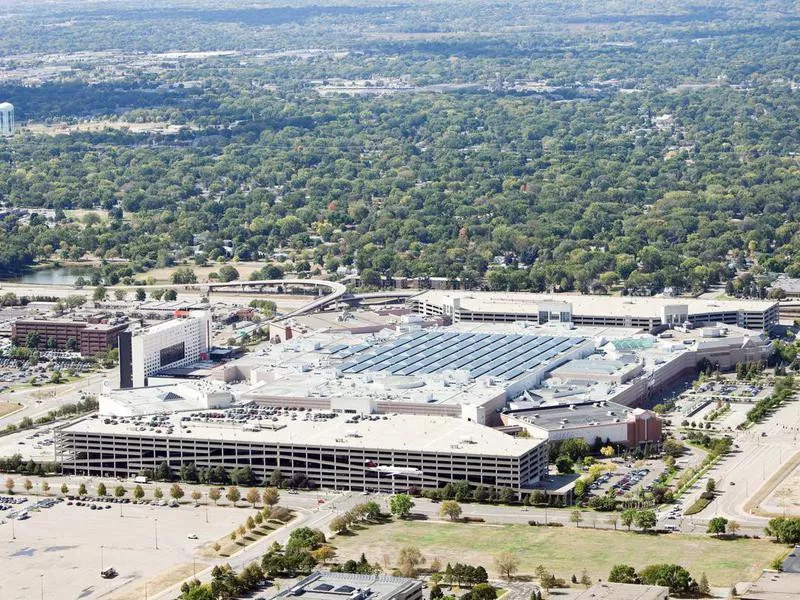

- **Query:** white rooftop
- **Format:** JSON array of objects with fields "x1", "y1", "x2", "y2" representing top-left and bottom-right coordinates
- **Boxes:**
[
  {"x1": 132, "y1": 311, "x2": 208, "y2": 335},
  {"x1": 99, "y1": 380, "x2": 231, "y2": 416},
  {"x1": 415, "y1": 290, "x2": 776, "y2": 318},
  {"x1": 237, "y1": 327, "x2": 592, "y2": 408},
  {"x1": 63, "y1": 409, "x2": 542, "y2": 457}
]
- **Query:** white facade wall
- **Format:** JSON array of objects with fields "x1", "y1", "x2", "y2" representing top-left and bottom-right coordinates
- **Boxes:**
[
  {"x1": 512, "y1": 416, "x2": 628, "y2": 445},
  {"x1": 543, "y1": 422, "x2": 628, "y2": 445},
  {"x1": 131, "y1": 312, "x2": 211, "y2": 387},
  {"x1": 0, "y1": 103, "x2": 14, "y2": 136}
]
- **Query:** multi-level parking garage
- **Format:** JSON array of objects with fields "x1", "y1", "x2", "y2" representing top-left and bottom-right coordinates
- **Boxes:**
[
  {"x1": 56, "y1": 409, "x2": 548, "y2": 494},
  {"x1": 409, "y1": 291, "x2": 779, "y2": 330}
]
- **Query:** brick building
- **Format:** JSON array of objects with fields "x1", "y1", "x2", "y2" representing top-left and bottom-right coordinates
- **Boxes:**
[{"x1": 12, "y1": 319, "x2": 129, "y2": 357}]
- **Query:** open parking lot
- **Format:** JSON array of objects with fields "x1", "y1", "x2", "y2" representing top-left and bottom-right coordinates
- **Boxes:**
[
  {"x1": 2, "y1": 496, "x2": 256, "y2": 600},
  {"x1": 0, "y1": 354, "x2": 95, "y2": 387},
  {"x1": 0, "y1": 424, "x2": 60, "y2": 463},
  {"x1": 586, "y1": 458, "x2": 667, "y2": 500}
]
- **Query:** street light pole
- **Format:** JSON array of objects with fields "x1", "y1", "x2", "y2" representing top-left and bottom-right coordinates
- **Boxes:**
[
  {"x1": 101, "y1": 546, "x2": 104, "y2": 572},
  {"x1": 154, "y1": 518, "x2": 158, "y2": 550},
  {"x1": 40, "y1": 574, "x2": 43, "y2": 600}
]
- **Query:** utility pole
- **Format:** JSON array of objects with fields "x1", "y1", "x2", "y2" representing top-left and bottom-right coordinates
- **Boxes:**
[
  {"x1": 154, "y1": 518, "x2": 158, "y2": 550},
  {"x1": 101, "y1": 545, "x2": 104, "y2": 572}
]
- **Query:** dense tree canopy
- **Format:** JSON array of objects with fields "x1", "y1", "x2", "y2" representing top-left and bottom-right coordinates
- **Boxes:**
[{"x1": 0, "y1": 0, "x2": 797, "y2": 299}]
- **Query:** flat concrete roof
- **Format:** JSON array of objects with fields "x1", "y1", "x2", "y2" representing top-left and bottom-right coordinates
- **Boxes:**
[
  {"x1": 509, "y1": 400, "x2": 646, "y2": 431},
  {"x1": 574, "y1": 582, "x2": 668, "y2": 600},
  {"x1": 13, "y1": 318, "x2": 126, "y2": 332},
  {"x1": 276, "y1": 572, "x2": 421, "y2": 600},
  {"x1": 549, "y1": 358, "x2": 638, "y2": 377},
  {"x1": 742, "y1": 571, "x2": 800, "y2": 599},
  {"x1": 62, "y1": 409, "x2": 543, "y2": 457},
  {"x1": 134, "y1": 312, "x2": 207, "y2": 335},
  {"x1": 414, "y1": 291, "x2": 776, "y2": 318},
  {"x1": 286, "y1": 308, "x2": 417, "y2": 332},
  {"x1": 98, "y1": 380, "x2": 230, "y2": 415}
]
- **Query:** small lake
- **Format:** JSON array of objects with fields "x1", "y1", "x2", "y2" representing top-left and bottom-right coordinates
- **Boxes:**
[{"x1": 2, "y1": 266, "x2": 97, "y2": 285}]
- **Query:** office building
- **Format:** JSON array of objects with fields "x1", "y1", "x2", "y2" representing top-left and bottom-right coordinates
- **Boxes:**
[
  {"x1": 0, "y1": 102, "x2": 14, "y2": 136},
  {"x1": 11, "y1": 318, "x2": 128, "y2": 356},
  {"x1": 276, "y1": 572, "x2": 423, "y2": 600},
  {"x1": 118, "y1": 311, "x2": 211, "y2": 388}
]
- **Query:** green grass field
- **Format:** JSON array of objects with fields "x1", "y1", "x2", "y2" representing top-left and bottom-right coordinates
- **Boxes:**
[{"x1": 332, "y1": 520, "x2": 781, "y2": 587}]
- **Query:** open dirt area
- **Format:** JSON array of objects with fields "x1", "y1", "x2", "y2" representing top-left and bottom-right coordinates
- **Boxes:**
[
  {"x1": 0, "y1": 403, "x2": 21, "y2": 418},
  {"x1": 141, "y1": 262, "x2": 271, "y2": 284},
  {"x1": 332, "y1": 520, "x2": 782, "y2": 587},
  {"x1": 2, "y1": 500, "x2": 257, "y2": 600},
  {"x1": 25, "y1": 120, "x2": 191, "y2": 136},
  {"x1": 756, "y1": 451, "x2": 800, "y2": 517}
]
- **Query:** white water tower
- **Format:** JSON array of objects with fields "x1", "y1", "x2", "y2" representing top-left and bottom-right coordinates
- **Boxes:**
[{"x1": 0, "y1": 102, "x2": 14, "y2": 136}]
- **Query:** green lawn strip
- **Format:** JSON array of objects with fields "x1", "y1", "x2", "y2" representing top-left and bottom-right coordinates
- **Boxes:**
[{"x1": 332, "y1": 520, "x2": 778, "y2": 587}]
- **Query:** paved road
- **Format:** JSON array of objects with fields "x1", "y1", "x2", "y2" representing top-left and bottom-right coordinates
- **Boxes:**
[
  {"x1": 150, "y1": 491, "x2": 368, "y2": 600},
  {"x1": 0, "y1": 369, "x2": 113, "y2": 428},
  {"x1": 652, "y1": 399, "x2": 800, "y2": 533},
  {"x1": 693, "y1": 399, "x2": 800, "y2": 525}
]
